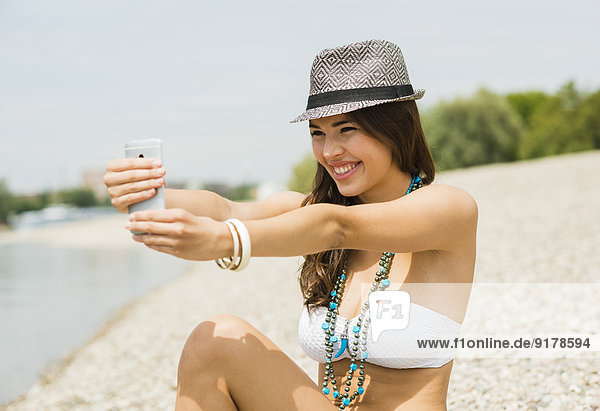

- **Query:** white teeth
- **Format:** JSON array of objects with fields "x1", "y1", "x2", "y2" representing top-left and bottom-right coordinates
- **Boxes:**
[{"x1": 334, "y1": 162, "x2": 359, "y2": 174}]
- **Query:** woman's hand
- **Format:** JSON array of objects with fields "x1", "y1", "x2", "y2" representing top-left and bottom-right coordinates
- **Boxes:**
[
  {"x1": 103, "y1": 157, "x2": 166, "y2": 213},
  {"x1": 125, "y1": 208, "x2": 232, "y2": 261}
]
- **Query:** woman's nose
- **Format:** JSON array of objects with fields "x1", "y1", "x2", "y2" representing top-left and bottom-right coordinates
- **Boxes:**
[{"x1": 322, "y1": 136, "x2": 344, "y2": 160}]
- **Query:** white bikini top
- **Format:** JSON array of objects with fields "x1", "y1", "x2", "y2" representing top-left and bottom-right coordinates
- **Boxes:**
[{"x1": 298, "y1": 301, "x2": 462, "y2": 369}]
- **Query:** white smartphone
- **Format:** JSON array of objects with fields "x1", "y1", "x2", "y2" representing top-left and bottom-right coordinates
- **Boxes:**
[{"x1": 124, "y1": 138, "x2": 166, "y2": 234}]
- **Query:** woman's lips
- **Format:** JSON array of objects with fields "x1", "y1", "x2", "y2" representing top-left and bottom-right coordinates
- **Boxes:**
[{"x1": 333, "y1": 161, "x2": 361, "y2": 180}]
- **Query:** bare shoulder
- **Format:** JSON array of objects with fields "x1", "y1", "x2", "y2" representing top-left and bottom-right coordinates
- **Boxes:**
[
  {"x1": 421, "y1": 183, "x2": 477, "y2": 206},
  {"x1": 418, "y1": 183, "x2": 478, "y2": 224},
  {"x1": 230, "y1": 190, "x2": 308, "y2": 220}
]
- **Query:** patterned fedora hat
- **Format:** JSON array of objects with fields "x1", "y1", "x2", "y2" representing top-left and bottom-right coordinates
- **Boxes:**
[{"x1": 289, "y1": 39, "x2": 425, "y2": 123}]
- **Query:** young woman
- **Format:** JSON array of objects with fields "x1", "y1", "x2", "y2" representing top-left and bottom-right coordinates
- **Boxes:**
[{"x1": 104, "y1": 39, "x2": 477, "y2": 410}]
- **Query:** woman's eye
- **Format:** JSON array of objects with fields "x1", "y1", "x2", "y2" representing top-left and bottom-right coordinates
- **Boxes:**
[{"x1": 310, "y1": 127, "x2": 354, "y2": 138}]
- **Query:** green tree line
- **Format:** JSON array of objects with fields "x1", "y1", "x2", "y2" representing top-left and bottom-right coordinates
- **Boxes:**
[
  {"x1": 423, "y1": 81, "x2": 600, "y2": 170},
  {"x1": 288, "y1": 81, "x2": 600, "y2": 192}
]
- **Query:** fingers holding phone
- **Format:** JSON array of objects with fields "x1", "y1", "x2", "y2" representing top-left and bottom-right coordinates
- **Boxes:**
[
  {"x1": 103, "y1": 139, "x2": 166, "y2": 214},
  {"x1": 104, "y1": 158, "x2": 165, "y2": 213}
]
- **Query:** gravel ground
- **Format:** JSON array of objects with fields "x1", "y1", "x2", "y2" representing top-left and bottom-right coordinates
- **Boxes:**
[{"x1": 3, "y1": 150, "x2": 599, "y2": 410}]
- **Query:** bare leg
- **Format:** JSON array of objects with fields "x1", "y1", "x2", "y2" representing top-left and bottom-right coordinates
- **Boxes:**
[
  {"x1": 176, "y1": 365, "x2": 237, "y2": 410},
  {"x1": 175, "y1": 314, "x2": 337, "y2": 411}
]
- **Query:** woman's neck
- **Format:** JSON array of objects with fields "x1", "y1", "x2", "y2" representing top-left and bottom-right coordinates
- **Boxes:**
[{"x1": 358, "y1": 170, "x2": 414, "y2": 204}]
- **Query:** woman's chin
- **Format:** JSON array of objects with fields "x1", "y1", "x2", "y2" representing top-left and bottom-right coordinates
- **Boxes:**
[{"x1": 336, "y1": 185, "x2": 361, "y2": 198}]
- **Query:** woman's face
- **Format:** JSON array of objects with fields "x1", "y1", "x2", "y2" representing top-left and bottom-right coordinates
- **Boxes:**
[{"x1": 309, "y1": 113, "x2": 403, "y2": 202}]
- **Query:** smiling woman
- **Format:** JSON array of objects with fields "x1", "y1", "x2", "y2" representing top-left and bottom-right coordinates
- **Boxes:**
[
  {"x1": 103, "y1": 38, "x2": 477, "y2": 410},
  {"x1": 307, "y1": 98, "x2": 435, "y2": 204}
]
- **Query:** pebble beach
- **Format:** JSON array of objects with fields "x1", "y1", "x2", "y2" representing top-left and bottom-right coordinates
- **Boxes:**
[{"x1": 2, "y1": 150, "x2": 599, "y2": 410}]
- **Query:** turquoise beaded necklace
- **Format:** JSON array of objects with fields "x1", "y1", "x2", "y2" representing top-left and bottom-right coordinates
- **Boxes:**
[{"x1": 320, "y1": 174, "x2": 423, "y2": 409}]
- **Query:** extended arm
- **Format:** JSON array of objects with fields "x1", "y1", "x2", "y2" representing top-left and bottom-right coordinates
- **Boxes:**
[
  {"x1": 166, "y1": 188, "x2": 306, "y2": 221},
  {"x1": 127, "y1": 184, "x2": 476, "y2": 261},
  {"x1": 166, "y1": 189, "x2": 232, "y2": 221},
  {"x1": 336, "y1": 184, "x2": 478, "y2": 253},
  {"x1": 242, "y1": 203, "x2": 343, "y2": 257},
  {"x1": 242, "y1": 184, "x2": 476, "y2": 258},
  {"x1": 126, "y1": 200, "x2": 342, "y2": 260}
]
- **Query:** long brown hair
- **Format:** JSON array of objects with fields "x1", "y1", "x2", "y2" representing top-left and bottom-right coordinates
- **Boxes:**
[{"x1": 297, "y1": 100, "x2": 435, "y2": 316}]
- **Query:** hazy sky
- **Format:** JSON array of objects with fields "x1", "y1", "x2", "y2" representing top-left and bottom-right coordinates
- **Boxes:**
[{"x1": 1, "y1": 0, "x2": 599, "y2": 194}]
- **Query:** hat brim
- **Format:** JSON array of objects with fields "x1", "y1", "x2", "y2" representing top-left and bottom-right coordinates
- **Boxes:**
[{"x1": 289, "y1": 89, "x2": 425, "y2": 123}]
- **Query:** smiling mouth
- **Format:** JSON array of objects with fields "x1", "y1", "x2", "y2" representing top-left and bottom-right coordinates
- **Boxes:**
[{"x1": 333, "y1": 161, "x2": 361, "y2": 175}]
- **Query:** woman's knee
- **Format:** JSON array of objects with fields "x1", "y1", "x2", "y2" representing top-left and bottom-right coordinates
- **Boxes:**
[{"x1": 181, "y1": 314, "x2": 250, "y2": 366}]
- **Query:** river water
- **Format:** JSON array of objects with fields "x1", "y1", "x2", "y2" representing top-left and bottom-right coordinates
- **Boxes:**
[{"x1": 0, "y1": 234, "x2": 189, "y2": 404}]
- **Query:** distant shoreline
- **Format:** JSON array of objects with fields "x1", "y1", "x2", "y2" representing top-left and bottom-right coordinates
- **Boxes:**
[{"x1": 0, "y1": 213, "x2": 136, "y2": 249}]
